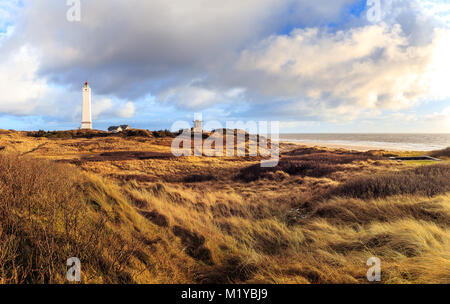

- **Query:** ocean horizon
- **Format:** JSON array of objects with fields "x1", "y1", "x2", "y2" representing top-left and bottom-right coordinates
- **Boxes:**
[{"x1": 277, "y1": 133, "x2": 450, "y2": 151}]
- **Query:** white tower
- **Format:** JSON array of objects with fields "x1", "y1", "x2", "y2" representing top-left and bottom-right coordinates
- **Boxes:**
[
  {"x1": 193, "y1": 120, "x2": 202, "y2": 133},
  {"x1": 81, "y1": 82, "x2": 92, "y2": 129}
]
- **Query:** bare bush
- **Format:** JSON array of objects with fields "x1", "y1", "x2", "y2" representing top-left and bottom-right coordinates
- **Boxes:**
[
  {"x1": 237, "y1": 151, "x2": 376, "y2": 182},
  {"x1": 430, "y1": 147, "x2": 450, "y2": 158},
  {"x1": 332, "y1": 164, "x2": 450, "y2": 199},
  {"x1": 0, "y1": 154, "x2": 136, "y2": 283}
]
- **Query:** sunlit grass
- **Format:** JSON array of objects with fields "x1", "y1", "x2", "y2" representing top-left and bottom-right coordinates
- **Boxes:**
[{"x1": 0, "y1": 132, "x2": 449, "y2": 283}]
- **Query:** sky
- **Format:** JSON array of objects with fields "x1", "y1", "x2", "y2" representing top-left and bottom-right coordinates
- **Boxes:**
[{"x1": 0, "y1": 0, "x2": 449, "y2": 133}]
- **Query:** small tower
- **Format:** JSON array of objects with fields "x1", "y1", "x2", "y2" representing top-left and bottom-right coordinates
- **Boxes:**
[
  {"x1": 81, "y1": 82, "x2": 92, "y2": 129},
  {"x1": 193, "y1": 120, "x2": 202, "y2": 133}
]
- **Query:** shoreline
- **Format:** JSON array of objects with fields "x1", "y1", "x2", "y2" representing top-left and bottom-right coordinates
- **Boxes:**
[{"x1": 278, "y1": 140, "x2": 429, "y2": 152}]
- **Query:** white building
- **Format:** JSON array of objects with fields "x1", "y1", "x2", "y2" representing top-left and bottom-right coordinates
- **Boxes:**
[
  {"x1": 193, "y1": 120, "x2": 202, "y2": 133},
  {"x1": 108, "y1": 125, "x2": 130, "y2": 133},
  {"x1": 81, "y1": 82, "x2": 92, "y2": 129}
]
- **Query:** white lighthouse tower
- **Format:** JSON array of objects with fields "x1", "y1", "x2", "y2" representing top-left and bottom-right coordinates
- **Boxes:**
[
  {"x1": 81, "y1": 82, "x2": 92, "y2": 129},
  {"x1": 193, "y1": 120, "x2": 202, "y2": 133}
]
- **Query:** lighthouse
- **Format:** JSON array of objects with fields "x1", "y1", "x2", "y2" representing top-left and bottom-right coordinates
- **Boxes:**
[
  {"x1": 193, "y1": 120, "x2": 202, "y2": 133},
  {"x1": 81, "y1": 82, "x2": 92, "y2": 129}
]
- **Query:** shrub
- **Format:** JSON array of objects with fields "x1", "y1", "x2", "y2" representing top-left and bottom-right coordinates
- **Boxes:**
[
  {"x1": 152, "y1": 129, "x2": 176, "y2": 138},
  {"x1": 27, "y1": 129, "x2": 168, "y2": 139},
  {"x1": 183, "y1": 174, "x2": 216, "y2": 183},
  {"x1": 430, "y1": 147, "x2": 450, "y2": 158},
  {"x1": 123, "y1": 129, "x2": 152, "y2": 137},
  {"x1": 27, "y1": 130, "x2": 109, "y2": 139},
  {"x1": 332, "y1": 164, "x2": 450, "y2": 199},
  {"x1": 0, "y1": 154, "x2": 136, "y2": 283},
  {"x1": 236, "y1": 151, "x2": 376, "y2": 182}
]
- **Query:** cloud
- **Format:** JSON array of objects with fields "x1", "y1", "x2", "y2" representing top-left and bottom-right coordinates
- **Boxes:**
[
  {"x1": 387, "y1": 112, "x2": 419, "y2": 123},
  {"x1": 0, "y1": 45, "x2": 48, "y2": 115},
  {"x1": 228, "y1": 22, "x2": 450, "y2": 120},
  {"x1": 424, "y1": 106, "x2": 450, "y2": 121},
  {"x1": 420, "y1": 0, "x2": 450, "y2": 26},
  {"x1": 0, "y1": 0, "x2": 448, "y2": 131},
  {"x1": 158, "y1": 81, "x2": 246, "y2": 110},
  {"x1": 93, "y1": 98, "x2": 135, "y2": 120},
  {"x1": 10, "y1": 0, "x2": 284, "y2": 97},
  {"x1": 0, "y1": 43, "x2": 135, "y2": 123},
  {"x1": 0, "y1": 0, "x2": 20, "y2": 32},
  {"x1": 6, "y1": 0, "x2": 361, "y2": 97}
]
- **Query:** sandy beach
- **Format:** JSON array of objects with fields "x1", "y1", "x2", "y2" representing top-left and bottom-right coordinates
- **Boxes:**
[
  {"x1": 278, "y1": 134, "x2": 450, "y2": 152},
  {"x1": 280, "y1": 141, "x2": 420, "y2": 152}
]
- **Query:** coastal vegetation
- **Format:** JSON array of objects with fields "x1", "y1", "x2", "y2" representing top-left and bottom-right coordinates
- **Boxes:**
[{"x1": 0, "y1": 129, "x2": 449, "y2": 283}]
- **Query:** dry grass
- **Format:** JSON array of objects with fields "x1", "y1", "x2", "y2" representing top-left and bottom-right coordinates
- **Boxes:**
[
  {"x1": 237, "y1": 150, "x2": 378, "y2": 181},
  {"x1": 122, "y1": 181, "x2": 450, "y2": 283},
  {"x1": 332, "y1": 164, "x2": 450, "y2": 199},
  {"x1": 430, "y1": 147, "x2": 450, "y2": 159},
  {"x1": 27, "y1": 129, "x2": 176, "y2": 139},
  {"x1": 0, "y1": 132, "x2": 449, "y2": 284},
  {"x1": 0, "y1": 154, "x2": 192, "y2": 283}
]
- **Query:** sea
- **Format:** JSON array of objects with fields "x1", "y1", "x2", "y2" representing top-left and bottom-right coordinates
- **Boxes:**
[{"x1": 278, "y1": 133, "x2": 450, "y2": 151}]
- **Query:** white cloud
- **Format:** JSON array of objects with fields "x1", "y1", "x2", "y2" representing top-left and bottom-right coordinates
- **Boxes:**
[
  {"x1": 0, "y1": 43, "x2": 135, "y2": 123},
  {"x1": 0, "y1": 0, "x2": 448, "y2": 131},
  {"x1": 388, "y1": 113, "x2": 419, "y2": 122},
  {"x1": 93, "y1": 97, "x2": 135, "y2": 119},
  {"x1": 5, "y1": 0, "x2": 361, "y2": 98},
  {"x1": 0, "y1": 0, "x2": 19, "y2": 30},
  {"x1": 424, "y1": 106, "x2": 450, "y2": 121},
  {"x1": 0, "y1": 45, "x2": 48, "y2": 115},
  {"x1": 419, "y1": 0, "x2": 450, "y2": 26},
  {"x1": 230, "y1": 23, "x2": 450, "y2": 119},
  {"x1": 117, "y1": 101, "x2": 136, "y2": 118},
  {"x1": 158, "y1": 82, "x2": 246, "y2": 110}
]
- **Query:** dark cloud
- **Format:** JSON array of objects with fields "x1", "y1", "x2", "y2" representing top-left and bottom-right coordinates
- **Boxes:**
[{"x1": 0, "y1": 0, "x2": 448, "y2": 128}]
